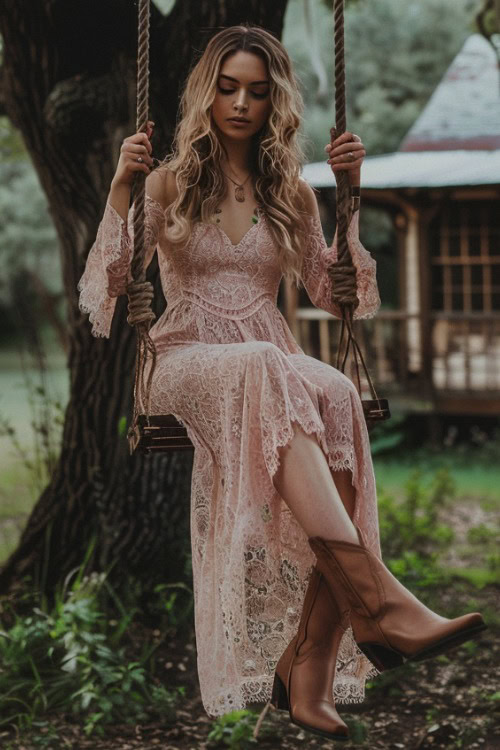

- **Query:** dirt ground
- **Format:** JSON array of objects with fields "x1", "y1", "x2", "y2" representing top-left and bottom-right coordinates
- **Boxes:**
[{"x1": 2, "y1": 581, "x2": 499, "y2": 750}]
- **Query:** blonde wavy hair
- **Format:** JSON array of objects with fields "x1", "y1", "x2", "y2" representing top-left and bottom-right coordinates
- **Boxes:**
[{"x1": 161, "y1": 24, "x2": 309, "y2": 282}]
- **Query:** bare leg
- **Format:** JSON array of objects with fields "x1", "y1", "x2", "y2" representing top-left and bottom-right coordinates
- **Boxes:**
[
  {"x1": 331, "y1": 469, "x2": 356, "y2": 521},
  {"x1": 273, "y1": 425, "x2": 359, "y2": 544}
]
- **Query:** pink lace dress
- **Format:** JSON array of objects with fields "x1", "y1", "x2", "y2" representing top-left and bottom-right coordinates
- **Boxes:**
[{"x1": 77, "y1": 190, "x2": 382, "y2": 717}]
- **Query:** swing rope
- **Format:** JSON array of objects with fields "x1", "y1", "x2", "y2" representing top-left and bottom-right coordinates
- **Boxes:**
[
  {"x1": 327, "y1": 0, "x2": 382, "y2": 405},
  {"x1": 126, "y1": 0, "x2": 158, "y2": 447},
  {"x1": 328, "y1": 0, "x2": 358, "y2": 315}
]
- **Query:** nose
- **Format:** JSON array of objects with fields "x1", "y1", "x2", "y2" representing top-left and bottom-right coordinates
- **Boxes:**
[{"x1": 233, "y1": 89, "x2": 248, "y2": 112}]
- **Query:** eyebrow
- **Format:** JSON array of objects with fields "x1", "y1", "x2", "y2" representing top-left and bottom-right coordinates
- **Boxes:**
[{"x1": 219, "y1": 74, "x2": 269, "y2": 86}]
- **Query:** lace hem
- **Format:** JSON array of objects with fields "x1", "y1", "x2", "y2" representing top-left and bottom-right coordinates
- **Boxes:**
[{"x1": 203, "y1": 626, "x2": 380, "y2": 718}]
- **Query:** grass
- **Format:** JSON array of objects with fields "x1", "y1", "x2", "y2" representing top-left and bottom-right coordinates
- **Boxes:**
[
  {"x1": 374, "y1": 458, "x2": 500, "y2": 507},
  {"x1": 0, "y1": 459, "x2": 41, "y2": 563},
  {"x1": 446, "y1": 566, "x2": 499, "y2": 588}
]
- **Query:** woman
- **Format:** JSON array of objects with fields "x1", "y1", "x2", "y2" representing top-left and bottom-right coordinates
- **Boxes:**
[{"x1": 78, "y1": 24, "x2": 486, "y2": 742}]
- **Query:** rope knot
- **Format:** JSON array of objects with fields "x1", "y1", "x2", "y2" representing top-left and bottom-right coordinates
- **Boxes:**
[
  {"x1": 329, "y1": 264, "x2": 359, "y2": 309},
  {"x1": 126, "y1": 279, "x2": 156, "y2": 327}
]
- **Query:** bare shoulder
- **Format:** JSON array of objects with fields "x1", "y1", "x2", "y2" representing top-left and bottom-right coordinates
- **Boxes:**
[
  {"x1": 145, "y1": 165, "x2": 178, "y2": 210},
  {"x1": 297, "y1": 177, "x2": 320, "y2": 219}
]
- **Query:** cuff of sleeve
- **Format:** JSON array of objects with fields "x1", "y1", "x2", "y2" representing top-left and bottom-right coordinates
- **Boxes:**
[{"x1": 105, "y1": 200, "x2": 127, "y2": 227}]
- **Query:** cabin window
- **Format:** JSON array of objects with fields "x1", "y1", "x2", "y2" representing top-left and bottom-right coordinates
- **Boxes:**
[{"x1": 430, "y1": 200, "x2": 500, "y2": 313}]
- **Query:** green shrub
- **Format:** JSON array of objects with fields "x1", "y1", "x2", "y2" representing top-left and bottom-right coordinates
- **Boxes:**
[
  {"x1": 207, "y1": 709, "x2": 259, "y2": 748},
  {"x1": 377, "y1": 468, "x2": 455, "y2": 587},
  {"x1": 369, "y1": 412, "x2": 406, "y2": 457},
  {"x1": 0, "y1": 567, "x2": 184, "y2": 736}
]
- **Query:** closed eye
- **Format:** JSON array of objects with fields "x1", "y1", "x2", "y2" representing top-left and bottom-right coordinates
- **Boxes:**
[{"x1": 218, "y1": 86, "x2": 269, "y2": 99}]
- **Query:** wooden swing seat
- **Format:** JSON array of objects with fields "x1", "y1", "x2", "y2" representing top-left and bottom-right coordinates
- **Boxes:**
[{"x1": 129, "y1": 414, "x2": 194, "y2": 453}]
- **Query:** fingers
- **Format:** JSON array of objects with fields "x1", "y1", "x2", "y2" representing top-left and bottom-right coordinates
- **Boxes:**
[
  {"x1": 115, "y1": 124, "x2": 156, "y2": 182},
  {"x1": 324, "y1": 131, "x2": 362, "y2": 153},
  {"x1": 120, "y1": 140, "x2": 154, "y2": 172},
  {"x1": 328, "y1": 143, "x2": 365, "y2": 165},
  {"x1": 123, "y1": 132, "x2": 153, "y2": 154},
  {"x1": 324, "y1": 131, "x2": 365, "y2": 172},
  {"x1": 330, "y1": 158, "x2": 363, "y2": 172}
]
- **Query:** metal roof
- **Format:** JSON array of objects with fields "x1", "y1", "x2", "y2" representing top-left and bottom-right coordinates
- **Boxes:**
[
  {"x1": 302, "y1": 150, "x2": 500, "y2": 189},
  {"x1": 400, "y1": 34, "x2": 500, "y2": 152}
]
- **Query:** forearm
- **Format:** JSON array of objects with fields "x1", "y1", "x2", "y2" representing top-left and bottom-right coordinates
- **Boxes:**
[{"x1": 109, "y1": 179, "x2": 132, "y2": 221}]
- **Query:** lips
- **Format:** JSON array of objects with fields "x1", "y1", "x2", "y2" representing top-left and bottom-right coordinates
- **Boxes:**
[{"x1": 228, "y1": 117, "x2": 250, "y2": 123}]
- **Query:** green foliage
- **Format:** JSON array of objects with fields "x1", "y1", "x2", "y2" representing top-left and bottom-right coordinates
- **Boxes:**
[
  {"x1": 207, "y1": 709, "x2": 259, "y2": 748},
  {"x1": 369, "y1": 411, "x2": 406, "y2": 456},
  {"x1": 442, "y1": 424, "x2": 500, "y2": 468},
  {"x1": 0, "y1": 356, "x2": 65, "y2": 497},
  {"x1": 0, "y1": 119, "x2": 58, "y2": 312},
  {"x1": 117, "y1": 415, "x2": 128, "y2": 437},
  {"x1": 377, "y1": 468, "x2": 456, "y2": 587},
  {"x1": 344, "y1": 717, "x2": 369, "y2": 743},
  {"x1": 0, "y1": 561, "x2": 184, "y2": 736},
  {"x1": 284, "y1": 0, "x2": 476, "y2": 159}
]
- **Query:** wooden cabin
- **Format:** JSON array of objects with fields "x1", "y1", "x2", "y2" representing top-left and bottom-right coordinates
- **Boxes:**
[{"x1": 293, "y1": 35, "x2": 500, "y2": 416}]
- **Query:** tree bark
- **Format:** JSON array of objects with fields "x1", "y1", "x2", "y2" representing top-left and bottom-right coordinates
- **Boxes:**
[{"x1": 0, "y1": 0, "x2": 288, "y2": 600}]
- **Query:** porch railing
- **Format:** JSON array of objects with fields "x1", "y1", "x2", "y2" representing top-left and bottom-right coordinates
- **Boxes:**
[{"x1": 291, "y1": 308, "x2": 500, "y2": 399}]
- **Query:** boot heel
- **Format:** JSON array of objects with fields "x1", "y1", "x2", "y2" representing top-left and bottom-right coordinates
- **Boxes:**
[
  {"x1": 271, "y1": 673, "x2": 289, "y2": 711},
  {"x1": 359, "y1": 642, "x2": 405, "y2": 671}
]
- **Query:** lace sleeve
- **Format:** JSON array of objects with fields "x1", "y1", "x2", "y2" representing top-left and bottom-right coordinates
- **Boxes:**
[
  {"x1": 300, "y1": 211, "x2": 380, "y2": 320},
  {"x1": 77, "y1": 195, "x2": 165, "y2": 338}
]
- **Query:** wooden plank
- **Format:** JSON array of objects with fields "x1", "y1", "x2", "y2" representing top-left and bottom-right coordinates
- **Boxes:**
[
  {"x1": 464, "y1": 317, "x2": 471, "y2": 391},
  {"x1": 319, "y1": 319, "x2": 330, "y2": 364},
  {"x1": 418, "y1": 206, "x2": 436, "y2": 399},
  {"x1": 299, "y1": 320, "x2": 311, "y2": 356},
  {"x1": 373, "y1": 318, "x2": 385, "y2": 382},
  {"x1": 434, "y1": 396, "x2": 500, "y2": 415},
  {"x1": 283, "y1": 277, "x2": 299, "y2": 338}
]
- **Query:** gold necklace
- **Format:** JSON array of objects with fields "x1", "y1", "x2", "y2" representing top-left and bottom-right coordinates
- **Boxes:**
[{"x1": 221, "y1": 169, "x2": 252, "y2": 202}]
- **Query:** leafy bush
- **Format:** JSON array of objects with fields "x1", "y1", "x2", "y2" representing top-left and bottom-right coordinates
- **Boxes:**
[
  {"x1": 369, "y1": 411, "x2": 406, "y2": 456},
  {"x1": 0, "y1": 566, "x2": 184, "y2": 736},
  {"x1": 207, "y1": 709, "x2": 259, "y2": 748},
  {"x1": 377, "y1": 469, "x2": 456, "y2": 587}
]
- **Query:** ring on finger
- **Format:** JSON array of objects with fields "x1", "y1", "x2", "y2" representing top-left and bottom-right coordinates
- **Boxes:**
[
  {"x1": 137, "y1": 156, "x2": 144, "y2": 163},
  {"x1": 348, "y1": 151, "x2": 355, "y2": 161}
]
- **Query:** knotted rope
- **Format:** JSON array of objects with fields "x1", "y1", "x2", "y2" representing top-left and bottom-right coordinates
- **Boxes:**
[
  {"x1": 328, "y1": 0, "x2": 358, "y2": 327},
  {"x1": 126, "y1": 0, "x2": 157, "y2": 440},
  {"x1": 326, "y1": 0, "x2": 381, "y2": 405}
]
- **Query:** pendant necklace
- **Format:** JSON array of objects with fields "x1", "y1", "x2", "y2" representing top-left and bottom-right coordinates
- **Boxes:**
[{"x1": 222, "y1": 169, "x2": 252, "y2": 202}]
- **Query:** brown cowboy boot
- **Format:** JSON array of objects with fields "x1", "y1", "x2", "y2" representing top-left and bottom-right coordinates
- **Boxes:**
[
  {"x1": 308, "y1": 525, "x2": 487, "y2": 672},
  {"x1": 270, "y1": 566, "x2": 350, "y2": 741}
]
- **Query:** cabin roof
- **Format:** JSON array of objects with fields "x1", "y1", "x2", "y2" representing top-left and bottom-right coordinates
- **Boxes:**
[
  {"x1": 303, "y1": 34, "x2": 500, "y2": 190},
  {"x1": 400, "y1": 34, "x2": 500, "y2": 152},
  {"x1": 302, "y1": 150, "x2": 500, "y2": 190}
]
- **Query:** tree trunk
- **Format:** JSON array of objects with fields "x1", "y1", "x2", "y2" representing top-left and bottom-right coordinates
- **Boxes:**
[{"x1": 0, "y1": 0, "x2": 288, "y2": 599}]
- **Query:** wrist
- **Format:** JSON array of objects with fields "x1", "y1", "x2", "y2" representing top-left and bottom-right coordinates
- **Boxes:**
[
  {"x1": 349, "y1": 185, "x2": 360, "y2": 214},
  {"x1": 348, "y1": 168, "x2": 361, "y2": 187},
  {"x1": 111, "y1": 176, "x2": 133, "y2": 191}
]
